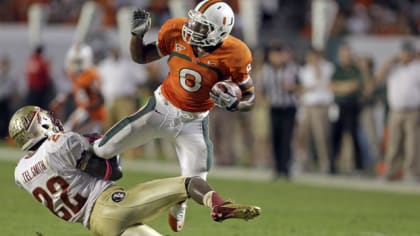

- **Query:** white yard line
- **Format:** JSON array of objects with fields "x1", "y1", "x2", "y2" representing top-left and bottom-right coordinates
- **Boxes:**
[
  {"x1": 1, "y1": 147, "x2": 419, "y2": 195},
  {"x1": 120, "y1": 159, "x2": 420, "y2": 195}
]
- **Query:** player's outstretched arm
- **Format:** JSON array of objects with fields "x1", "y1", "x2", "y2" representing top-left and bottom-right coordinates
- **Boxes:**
[{"x1": 130, "y1": 9, "x2": 161, "y2": 64}]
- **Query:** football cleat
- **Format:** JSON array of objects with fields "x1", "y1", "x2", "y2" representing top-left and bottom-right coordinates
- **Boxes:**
[
  {"x1": 168, "y1": 201, "x2": 187, "y2": 232},
  {"x1": 211, "y1": 202, "x2": 261, "y2": 222}
]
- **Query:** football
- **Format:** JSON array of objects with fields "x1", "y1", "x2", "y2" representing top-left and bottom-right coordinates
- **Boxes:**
[{"x1": 211, "y1": 81, "x2": 242, "y2": 100}]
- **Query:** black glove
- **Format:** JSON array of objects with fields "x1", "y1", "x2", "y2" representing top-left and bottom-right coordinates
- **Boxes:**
[
  {"x1": 79, "y1": 153, "x2": 123, "y2": 181},
  {"x1": 78, "y1": 133, "x2": 123, "y2": 181},
  {"x1": 131, "y1": 9, "x2": 151, "y2": 37}
]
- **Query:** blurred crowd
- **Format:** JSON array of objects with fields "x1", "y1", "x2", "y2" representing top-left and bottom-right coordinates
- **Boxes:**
[
  {"x1": 3, "y1": 0, "x2": 420, "y2": 36},
  {"x1": 302, "y1": 0, "x2": 420, "y2": 36},
  {"x1": 1, "y1": 0, "x2": 420, "y2": 183}
]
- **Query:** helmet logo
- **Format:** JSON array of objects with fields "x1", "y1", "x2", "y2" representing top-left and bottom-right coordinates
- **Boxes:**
[
  {"x1": 24, "y1": 111, "x2": 37, "y2": 130},
  {"x1": 226, "y1": 17, "x2": 233, "y2": 26}
]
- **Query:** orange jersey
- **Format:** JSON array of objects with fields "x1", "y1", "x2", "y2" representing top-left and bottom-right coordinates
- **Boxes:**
[
  {"x1": 71, "y1": 68, "x2": 106, "y2": 122},
  {"x1": 157, "y1": 18, "x2": 252, "y2": 112}
]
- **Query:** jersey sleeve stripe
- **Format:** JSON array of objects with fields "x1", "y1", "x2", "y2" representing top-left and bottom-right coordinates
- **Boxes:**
[
  {"x1": 238, "y1": 75, "x2": 252, "y2": 85},
  {"x1": 242, "y1": 86, "x2": 255, "y2": 95}
]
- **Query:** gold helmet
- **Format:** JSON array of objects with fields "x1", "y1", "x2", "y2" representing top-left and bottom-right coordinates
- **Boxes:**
[{"x1": 8, "y1": 106, "x2": 63, "y2": 151}]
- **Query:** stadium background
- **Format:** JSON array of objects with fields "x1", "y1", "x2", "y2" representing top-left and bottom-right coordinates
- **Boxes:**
[{"x1": 1, "y1": 0, "x2": 420, "y2": 235}]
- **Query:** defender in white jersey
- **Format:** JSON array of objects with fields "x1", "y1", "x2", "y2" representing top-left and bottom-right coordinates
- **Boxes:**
[
  {"x1": 14, "y1": 131, "x2": 112, "y2": 225},
  {"x1": 10, "y1": 106, "x2": 260, "y2": 236}
]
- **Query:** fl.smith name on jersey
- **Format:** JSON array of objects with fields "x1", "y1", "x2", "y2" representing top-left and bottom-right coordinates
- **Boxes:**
[{"x1": 21, "y1": 160, "x2": 48, "y2": 183}]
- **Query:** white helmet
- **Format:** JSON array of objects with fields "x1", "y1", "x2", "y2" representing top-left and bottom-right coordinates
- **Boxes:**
[
  {"x1": 65, "y1": 43, "x2": 93, "y2": 75},
  {"x1": 182, "y1": 0, "x2": 235, "y2": 47},
  {"x1": 9, "y1": 106, "x2": 63, "y2": 151}
]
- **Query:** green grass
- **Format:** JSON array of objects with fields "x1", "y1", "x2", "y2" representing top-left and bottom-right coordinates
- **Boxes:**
[{"x1": 1, "y1": 160, "x2": 420, "y2": 236}]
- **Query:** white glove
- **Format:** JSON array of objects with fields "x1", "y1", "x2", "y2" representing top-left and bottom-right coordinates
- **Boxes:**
[
  {"x1": 131, "y1": 9, "x2": 151, "y2": 37},
  {"x1": 210, "y1": 86, "x2": 239, "y2": 111}
]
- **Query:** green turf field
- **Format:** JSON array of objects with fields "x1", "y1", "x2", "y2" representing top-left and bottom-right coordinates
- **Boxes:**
[{"x1": 1, "y1": 160, "x2": 420, "y2": 236}]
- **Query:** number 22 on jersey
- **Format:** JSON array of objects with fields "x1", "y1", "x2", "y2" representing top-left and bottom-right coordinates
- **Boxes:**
[{"x1": 32, "y1": 176, "x2": 87, "y2": 221}]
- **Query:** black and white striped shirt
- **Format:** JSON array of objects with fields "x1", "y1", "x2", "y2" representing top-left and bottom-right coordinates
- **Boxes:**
[{"x1": 259, "y1": 62, "x2": 300, "y2": 108}]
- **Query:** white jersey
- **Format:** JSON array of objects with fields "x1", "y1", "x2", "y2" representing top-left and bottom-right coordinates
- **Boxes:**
[{"x1": 14, "y1": 132, "x2": 113, "y2": 227}]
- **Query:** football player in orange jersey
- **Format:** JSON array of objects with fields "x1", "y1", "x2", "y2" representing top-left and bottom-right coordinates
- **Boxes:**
[
  {"x1": 93, "y1": 0, "x2": 256, "y2": 232},
  {"x1": 51, "y1": 44, "x2": 106, "y2": 134}
]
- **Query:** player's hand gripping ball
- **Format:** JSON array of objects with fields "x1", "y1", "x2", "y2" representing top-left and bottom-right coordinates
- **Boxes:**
[{"x1": 210, "y1": 81, "x2": 242, "y2": 111}]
